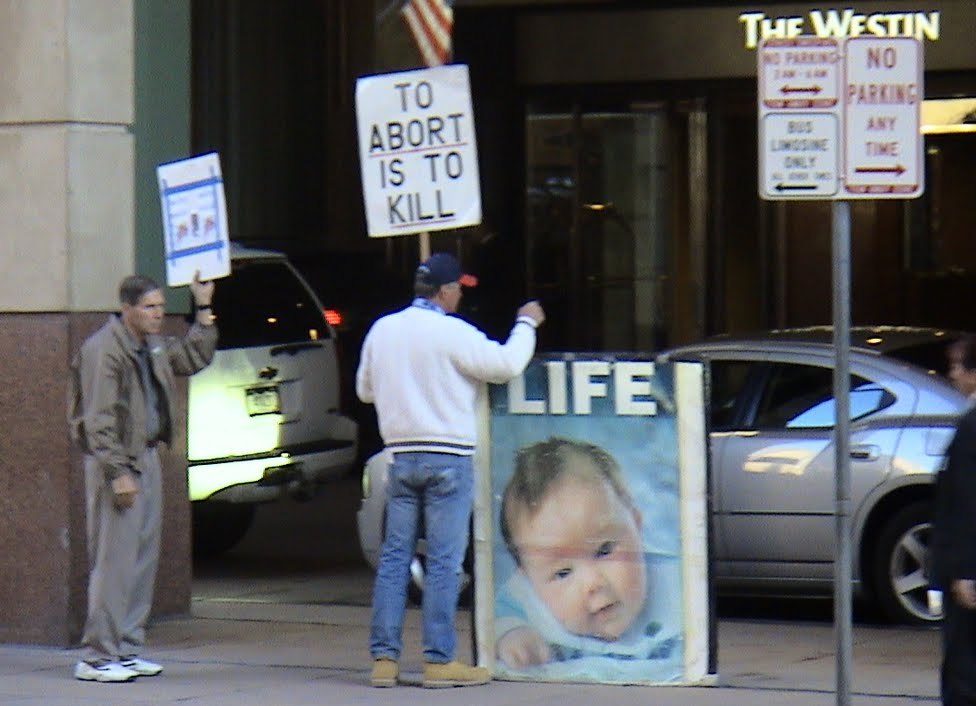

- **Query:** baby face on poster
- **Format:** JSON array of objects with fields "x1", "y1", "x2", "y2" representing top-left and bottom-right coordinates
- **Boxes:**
[{"x1": 500, "y1": 437, "x2": 647, "y2": 640}]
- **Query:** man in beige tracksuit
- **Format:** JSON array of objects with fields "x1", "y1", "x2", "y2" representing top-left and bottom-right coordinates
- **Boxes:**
[{"x1": 68, "y1": 272, "x2": 217, "y2": 682}]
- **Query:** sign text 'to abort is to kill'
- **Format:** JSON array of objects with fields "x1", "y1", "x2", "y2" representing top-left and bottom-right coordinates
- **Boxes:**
[{"x1": 355, "y1": 65, "x2": 482, "y2": 237}]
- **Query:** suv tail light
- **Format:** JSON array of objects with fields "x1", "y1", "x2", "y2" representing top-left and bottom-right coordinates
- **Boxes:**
[{"x1": 324, "y1": 308, "x2": 344, "y2": 328}]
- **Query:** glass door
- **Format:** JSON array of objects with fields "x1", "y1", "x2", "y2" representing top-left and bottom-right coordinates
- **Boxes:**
[
  {"x1": 525, "y1": 101, "x2": 706, "y2": 352},
  {"x1": 904, "y1": 98, "x2": 976, "y2": 328}
]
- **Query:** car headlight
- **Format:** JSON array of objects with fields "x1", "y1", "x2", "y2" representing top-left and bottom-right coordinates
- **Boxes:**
[{"x1": 361, "y1": 469, "x2": 371, "y2": 499}]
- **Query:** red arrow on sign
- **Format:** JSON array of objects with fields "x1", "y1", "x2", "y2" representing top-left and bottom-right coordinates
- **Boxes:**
[
  {"x1": 780, "y1": 85, "x2": 823, "y2": 95},
  {"x1": 854, "y1": 164, "x2": 907, "y2": 175}
]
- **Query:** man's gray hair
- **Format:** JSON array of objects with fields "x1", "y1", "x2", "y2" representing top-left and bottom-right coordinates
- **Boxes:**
[{"x1": 119, "y1": 275, "x2": 162, "y2": 306}]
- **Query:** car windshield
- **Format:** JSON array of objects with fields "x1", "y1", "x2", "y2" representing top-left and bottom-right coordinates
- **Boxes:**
[{"x1": 213, "y1": 259, "x2": 331, "y2": 350}]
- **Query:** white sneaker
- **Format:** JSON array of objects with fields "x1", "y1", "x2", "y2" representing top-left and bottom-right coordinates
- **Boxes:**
[
  {"x1": 74, "y1": 660, "x2": 138, "y2": 682},
  {"x1": 120, "y1": 656, "x2": 163, "y2": 676}
]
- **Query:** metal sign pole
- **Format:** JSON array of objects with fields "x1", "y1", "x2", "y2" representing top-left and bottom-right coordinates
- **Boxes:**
[
  {"x1": 832, "y1": 199, "x2": 852, "y2": 706},
  {"x1": 757, "y1": 34, "x2": 921, "y2": 706}
]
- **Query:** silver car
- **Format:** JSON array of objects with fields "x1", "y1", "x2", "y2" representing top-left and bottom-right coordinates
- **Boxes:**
[{"x1": 356, "y1": 326, "x2": 966, "y2": 623}]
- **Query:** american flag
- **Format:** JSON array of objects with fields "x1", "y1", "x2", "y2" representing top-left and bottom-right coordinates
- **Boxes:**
[{"x1": 401, "y1": 0, "x2": 453, "y2": 67}]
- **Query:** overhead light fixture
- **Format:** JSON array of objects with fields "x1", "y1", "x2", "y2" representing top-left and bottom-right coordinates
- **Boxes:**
[{"x1": 921, "y1": 97, "x2": 976, "y2": 134}]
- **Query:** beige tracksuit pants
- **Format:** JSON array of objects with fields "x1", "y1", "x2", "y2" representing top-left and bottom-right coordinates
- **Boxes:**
[{"x1": 81, "y1": 447, "x2": 162, "y2": 662}]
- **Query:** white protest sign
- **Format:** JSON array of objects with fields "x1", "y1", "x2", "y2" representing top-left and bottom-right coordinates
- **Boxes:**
[
  {"x1": 355, "y1": 64, "x2": 482, "y2": 238},
  {"x1": 157, "y1": 152, "x2": 231, "y2": 286}
]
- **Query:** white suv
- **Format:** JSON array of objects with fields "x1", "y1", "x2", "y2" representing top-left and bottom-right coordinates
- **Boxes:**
[{"x1": 188, "y1": 243, "x2": 358, "y2": 556}]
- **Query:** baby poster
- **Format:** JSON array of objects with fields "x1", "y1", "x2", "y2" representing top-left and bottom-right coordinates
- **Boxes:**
[{"x1": 476, "y1": 353, "x2": 712, "y2": 685}]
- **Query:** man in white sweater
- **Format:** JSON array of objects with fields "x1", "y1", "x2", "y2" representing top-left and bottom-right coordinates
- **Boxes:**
[{"x1": 357, "y1": 252, "x2": 545, "y2": 688}]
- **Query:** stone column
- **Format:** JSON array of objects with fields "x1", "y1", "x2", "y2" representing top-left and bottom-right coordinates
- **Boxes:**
[{"x1": 0, "y1": 0, "x2": 190, "y2": 646}]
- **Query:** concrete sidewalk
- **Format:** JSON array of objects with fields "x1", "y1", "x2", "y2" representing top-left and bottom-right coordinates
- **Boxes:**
[{"x1": 0, "y1": 595, "x2": 941, "y2": 706}]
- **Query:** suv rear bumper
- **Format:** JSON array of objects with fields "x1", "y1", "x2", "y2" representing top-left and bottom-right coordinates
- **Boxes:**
[{"x1": 189, "y1": 437, "x2": 358, "y2": 503}]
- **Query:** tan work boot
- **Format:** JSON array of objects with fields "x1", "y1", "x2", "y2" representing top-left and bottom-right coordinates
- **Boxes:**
[
  {"x1": 370, "y1": 658, "x2": 399, "y2": 687},
  {"x1": 422, "y1": 660, "x2": 490, "y2": 688}
]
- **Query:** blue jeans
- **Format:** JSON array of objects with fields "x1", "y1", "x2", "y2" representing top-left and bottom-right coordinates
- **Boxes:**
[{"x1": 370, "y1": 451, "x2": 474, "y2": 664}]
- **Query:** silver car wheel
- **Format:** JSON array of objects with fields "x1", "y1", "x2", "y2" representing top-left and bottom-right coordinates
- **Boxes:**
[
  {"x1": 406, "y1": 552, "x2": 473, "y2": 605},
  {"x1": 409, "y1": 556, "x2": 426, "y2": 591},
  {"x1": 887, "y1": 519, "x2": 939, "y2": 623}
]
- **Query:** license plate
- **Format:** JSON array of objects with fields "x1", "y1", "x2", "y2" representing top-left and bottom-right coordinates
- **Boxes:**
[{"x1": 246, "y1": 386, "x2": 281, "y2": 416}]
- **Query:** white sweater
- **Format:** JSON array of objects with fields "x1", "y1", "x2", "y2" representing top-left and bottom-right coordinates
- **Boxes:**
[{"x1": 356, "y1": 302, "x2": 537, "y2": 455}]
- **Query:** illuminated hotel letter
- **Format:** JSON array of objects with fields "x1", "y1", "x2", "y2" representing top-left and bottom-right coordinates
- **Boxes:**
[
  {"x1": 915, "y1": 12, "x2": 940, "y2": 41},
  {"x1": 761, "y1": 15, "x2": 790, "y2": 40},
  {"x1": 739, "y1": 12, "x2": 765, "y2": 49},
  {"x1": 810, "y1": 9, "x2": 856, "y2": 38}
]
